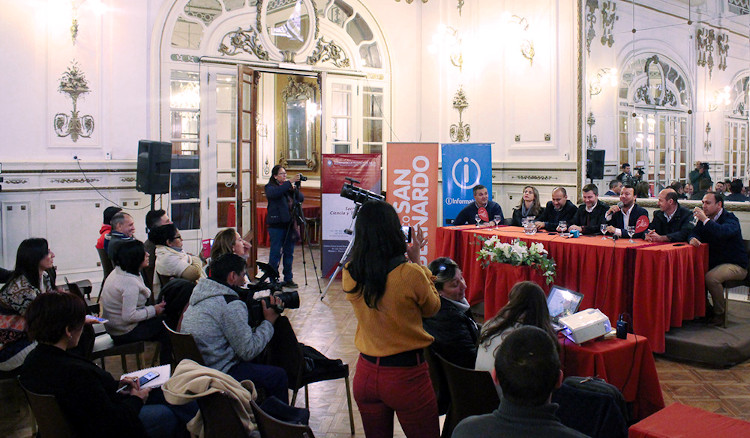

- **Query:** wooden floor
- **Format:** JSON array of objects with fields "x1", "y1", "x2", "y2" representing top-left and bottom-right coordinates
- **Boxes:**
[{"x1": 3, "y1": 245, "x2": 750, "y2": 436}]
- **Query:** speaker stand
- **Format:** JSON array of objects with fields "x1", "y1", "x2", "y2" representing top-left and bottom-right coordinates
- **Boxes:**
[{"x1": 150, "y1": 194, "x2": 156, "y2": 212}]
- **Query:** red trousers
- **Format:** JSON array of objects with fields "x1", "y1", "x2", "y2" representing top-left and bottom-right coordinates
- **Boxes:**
[{"x1": 353, "y1": 356, "x2": 439, "y2": 438}]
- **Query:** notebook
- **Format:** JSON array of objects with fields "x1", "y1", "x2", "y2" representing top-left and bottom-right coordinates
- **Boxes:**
[{"x1": 547, "y1": 286, "x2": 584, "y2": 330}]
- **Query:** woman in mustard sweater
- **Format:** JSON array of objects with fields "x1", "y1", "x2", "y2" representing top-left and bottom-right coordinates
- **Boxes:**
[{"x1": 343, "y1": 200, "x2": 441, "y2": 438}]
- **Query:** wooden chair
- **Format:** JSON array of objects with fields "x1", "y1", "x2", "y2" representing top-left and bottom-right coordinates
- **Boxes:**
[
  {"x1": 162, "y1": 320, "x2": 205, "y2": 366},
  {"x1": 250, "y1": 398, "x2": 316, "y2": 438},
  {"x1": 197, "y1": 392, "x2": 254, "y2": 438},
  {"x1": 88, "y1": 331, "x2": 145, "y2": 372},
  {"x1": 157, "y1": 273, "x2": 175, "y2": 292},
  {"x1": 433, "y1": 351, "x2": 499, "y2": 438},
  {"x1": 96, "y1": 248, "x2": 114, "y2": 301},
  {"x1": 722, "y1": 240, "x2": 750, "y2": 327},
  {"x1": 423, "y1": 348, "x2": 451, "y2": 416},
  {"x1": 0, "y1": 371, "x2": 36, "y2": 435},
  {"x1": 18, "y1": 379, "x2": 76, "y2": 438}
]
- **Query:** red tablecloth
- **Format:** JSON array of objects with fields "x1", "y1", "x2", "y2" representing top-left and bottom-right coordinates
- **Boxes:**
[
  {"x1": 559, "y1": 334, "x2": 664, "y2": 421},
  {"x1": 629, "y1": 402, "x2": 750, "y2": 437},
  {"x1": 483, "y1": 263, "x2": 550, "y2": 319},
  {"x1": 256, "y1": 203, "x2": 321, "y2": 247},
  {"x1": 437, "y1": 226, "x2": 707, "y2": 353}
]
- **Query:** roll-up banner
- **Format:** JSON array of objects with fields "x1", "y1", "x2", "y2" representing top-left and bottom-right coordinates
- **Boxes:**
[
  {"x1": 386, "y1": 143, "x2": 440, "y2": 265},
  {"x1": 320, "y1": 154, "x2": 382, "y2": 277},
  {"x1": 441, "y1": 143, "x2": 493, "y2": 225}
]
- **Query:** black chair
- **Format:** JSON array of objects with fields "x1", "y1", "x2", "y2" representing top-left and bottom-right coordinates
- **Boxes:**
[
  {"x1": 721, "y1": 240, "x2": 750, "y2": 327},
  {"x1": 433, "y1": 351, "x2": 499, "y2": 438},
  {"x1": 162, "y1": 320, "x2": 205, "y2": 366},
  {"x1": 96, "y1": 248, "x2": 114, "y2": 302},
  {"x1": 0, "y1": 371, "x2": 36, "y2": 435},
  {"x1": 250, "y1": 398, "x2": 316, "y2": 438},
  {"x1": 423, "y1": 348, "x2": 450, "y2": 416},
  {"x1": 18, "y1": 379, "x2": 76, "y2": 438},
  {"x1": 197, "y1": 391, "x2": 254, "y2": 438}
]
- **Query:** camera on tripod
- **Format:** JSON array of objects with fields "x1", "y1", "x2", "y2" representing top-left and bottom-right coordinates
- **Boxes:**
[
  {"x1": 244, "y1": 262, "x2": 300, "y2": 326},
  {"x1": 340, "y1": 178, "x2": 384, "y2": 204}
]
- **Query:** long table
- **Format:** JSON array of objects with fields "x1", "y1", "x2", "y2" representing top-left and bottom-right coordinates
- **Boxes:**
[
  {"x1": 629, "y1": 403, "x2": 750, "y2": 437},
  {"x1": 256, "y1": 203, "x2": 321, "y2": 247},
  {"x1": 436, "y1": 225, "x2": 708, "y2": 353}
]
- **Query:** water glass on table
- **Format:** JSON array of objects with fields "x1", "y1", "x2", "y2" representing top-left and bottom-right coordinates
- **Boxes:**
[
  {"x1": 601, "y1": 223, "x2": 608, "y2": 239},
  {"x1": 557, "y1": 221, "x2": 567, "y2": 235},
  {"x1": 475, "y1": 214, "x2": 481, "y2": 227},
  {"x1": 494, "y1": 215, "x2": 501, "y2": 228},
  {"x1": 626, "y1": 225, "x2": 636, "y2": 243}
]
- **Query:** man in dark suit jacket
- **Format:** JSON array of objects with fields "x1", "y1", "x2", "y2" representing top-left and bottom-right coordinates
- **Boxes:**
[
  {"x1": 569, "y1": 184, "x2": 609, "y2": 235},
  {"x1": 689, "y1": 192, "x2": 749, "y2": 324},
  {"x1": 535, "y1": 187, "x2": 577, "y2": 231},
  {"x1": 646, "y1": 189, "x2": 693, "y2": 242},
  {"x1": 605, "y1": 185, "x2": 649, "y2": 239},
  {"x1": 453, "y1": 185, "x2": 504, "y2": 226},
  {"x1": 725, "y1": 179, "x2": 748, "y2": 202}
]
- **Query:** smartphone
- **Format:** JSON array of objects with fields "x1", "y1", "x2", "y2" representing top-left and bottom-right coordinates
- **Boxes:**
[
  {"x1": 117, "y1": 371, "x2": 160, "y2": 394},
  {"x1": 401, "y1": 225, "x2": 413, "y2": 243}
]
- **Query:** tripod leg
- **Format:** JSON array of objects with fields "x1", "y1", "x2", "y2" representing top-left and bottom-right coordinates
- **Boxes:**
[{"x1": 320, "y1": 233, "x2": 356, "y2": 300}]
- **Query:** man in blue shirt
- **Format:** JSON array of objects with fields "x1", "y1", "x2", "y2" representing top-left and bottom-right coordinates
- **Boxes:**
[{"x1": 689, "y1": 192, "x2": 749, "y2": 325}]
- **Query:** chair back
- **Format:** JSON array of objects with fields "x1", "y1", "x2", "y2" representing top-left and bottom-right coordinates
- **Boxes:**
[
  {"x1": 96, "y1": 248, "x2": 114, "y2": 280},
  {"x1": 158, "y1": 273, "x2": 175, "y2": 290},
  {"x1": 18, "y1": 379, "x2": 77, "y2": 438},
  {"x1": 435, "y1": 351, "x2": 499, "y2": 438},
  {"x1": 552, "y1": 377, "x2": 628, "y2": 438},
  {"x1": 197, "y1": 392, "x2": 251, "y2": 438},
  {"x1": 423, "y1": 348, "x2": 450, "y2": 416},
  {"x1": 250, "y1": 399, "x2": 315, "y2": 438},
  {"x1": 162, "y1": 321, "x2": 205, "y2": 365}
]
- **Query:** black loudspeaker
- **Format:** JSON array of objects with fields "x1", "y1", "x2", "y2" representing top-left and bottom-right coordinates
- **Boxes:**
[
  {"x1": 136, "y1": 140, "x2": 172, "y2": 195},
  {"x1": 586, "y1": 149, "x2": 605, "y2": 180}
]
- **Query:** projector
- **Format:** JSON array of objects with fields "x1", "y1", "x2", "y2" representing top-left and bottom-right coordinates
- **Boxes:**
[{"x1": 559, "y1": 308, "x2": 612, "y2": 344}]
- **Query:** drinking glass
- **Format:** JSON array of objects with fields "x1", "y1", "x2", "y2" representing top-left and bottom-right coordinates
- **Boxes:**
[
  {"x1": 600, "y1": 223, "x2": 608, "y2": 239},
  {"x1": 626, "y1": 225, "x2": 636, "y2": 243},
  {"x1": 689, "y1": 215, "x2": 699, "y2": 226},
  {"x1": 494, "y1": 215, "x2": 501, "y2": 227},
  {"x1": 557, "y1": 221, "x2": 567, "y2": 234},
  {"x1": 475, "y1": 214, "x2": 481, "y2": 227}
]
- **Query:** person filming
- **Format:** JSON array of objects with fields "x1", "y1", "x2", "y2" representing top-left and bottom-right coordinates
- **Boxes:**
[{"x1": 265, "y1": 165, "x2": 304, "y2": 288}]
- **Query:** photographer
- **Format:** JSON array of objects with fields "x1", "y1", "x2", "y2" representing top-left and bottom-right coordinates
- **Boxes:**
[
  {"x1": 689, "y1": 161, "x2": 712, "y2": 191},
  {"x1": 180, "y1": 253, "x2": 289, "y2": 403},
  {"x1": 265, "y1": 165, "x2": 304, "y2": 288}
]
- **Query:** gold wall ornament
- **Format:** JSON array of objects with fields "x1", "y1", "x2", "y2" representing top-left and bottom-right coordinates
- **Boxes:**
[
  {"x1": 585, "y1": 0, "x2": 598, "y2": 56},
  {"x1": 450, "y1": 87, "x2": 471, "y2": 142},
  {"x1": 218, "y1": 26, "x2": 270, "y2": 60},
  {"x1": 281, "y1": 76, "x2": 318, "y2": 101},
  {"x1": 600, "y1": 0, "x2": 617, "y2": 47},
  {"x1": 306, "y1": 37, "x2": 350, "y2": 67},
  {"x1": 53, "y1": 60, "x2": 95, "y2": 143},
  {"x1": 511, "y1": 15, "x2": 535, "y2": 66},
  {"x1": 717, "y1": 33, "x2": 729, "y2": 71},
  {"x1": 704, "y1": 122, "x2": 712, "y2": 153},
  {"x1": 395, "y1": 0, "x2": 430, "y2": 3}
]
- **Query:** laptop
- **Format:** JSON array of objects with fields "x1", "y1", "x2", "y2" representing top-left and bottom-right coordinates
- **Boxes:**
[{"x1": 547, "y1": 285, "x2": 584, "y2": 331}]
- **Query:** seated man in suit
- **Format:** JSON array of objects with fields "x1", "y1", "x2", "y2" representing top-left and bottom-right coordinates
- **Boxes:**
[
  {"x1": 569, "y1": 184, "x2": 609, "y2": 235},
  {"x1": 689, "y1": 192, "x2": 749, "y2": 325},
  {"x1": 605, "y1": 185, "x2": 649, "y2": 239},
  {"x1": 603, "y1": 179, "x2": 622, "y2": 197},
  {"x1": 725, "y1": 179, "x2": 748, "y2": 202},
  {"x1": 646, "y1": 188, "x2": 693, "y2": 242},
  {"x1": 452, "y1": 326, "x2": 587, "y2": 438},
  {"x1": 534, "y1": 187, "x2": 577, "y2": 232},
  {"x1": 453, "y1": 185, "x2": 504, "y2": 226}
]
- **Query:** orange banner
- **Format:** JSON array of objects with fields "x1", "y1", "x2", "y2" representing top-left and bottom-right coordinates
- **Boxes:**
[{"x1": 386, "y1": 143, "x2": 440, "y2": 265}]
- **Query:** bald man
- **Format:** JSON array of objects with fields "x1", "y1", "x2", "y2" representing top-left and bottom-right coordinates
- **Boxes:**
[{"x1": 646, "y1": 189, "x2": 693, "y2": 242}]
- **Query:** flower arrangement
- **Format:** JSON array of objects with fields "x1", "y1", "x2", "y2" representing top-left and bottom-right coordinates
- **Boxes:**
[{"x1": 476, "y1": 236, "x2": 556, "y2": 284}]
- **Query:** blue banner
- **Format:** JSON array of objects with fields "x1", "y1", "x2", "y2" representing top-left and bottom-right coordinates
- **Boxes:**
[{"x1": 441, "y1": 143, "x2": 493, "y2": 225}]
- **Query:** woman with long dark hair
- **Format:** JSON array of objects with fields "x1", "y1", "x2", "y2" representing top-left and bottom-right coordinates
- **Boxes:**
[
  {"x1": 265, "y1": 165, "x2": 303, "y2": 287},
  {"x1": 343, "y1": 200, "x2": 441, "y2": 438},
  {"x1": 475, "y1": 281, "x2": 557, "y2": 372},
  {"x1": 511, "y1": 185, "x2": 544, "y2": 226},
  {"x1": 0, "y1": 238, "x2": 57, "y2": 371}
]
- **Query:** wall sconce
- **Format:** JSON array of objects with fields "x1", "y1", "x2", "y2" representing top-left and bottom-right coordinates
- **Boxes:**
[
  {"x1": 589, "y1": 67, "x2": 618, "y2": 97},
  {"x1": 428, "y1": 24, "x2": 463, "y2": 72},
  {"x1": 586, "y1": 112, "x2": 597, "y2": 148},
  {"x1": 510, "y1": 15, "x2": 535, "y2": 66},
  {"x1": 707, "y1": 86, "x2": 731, "y2": 111}
]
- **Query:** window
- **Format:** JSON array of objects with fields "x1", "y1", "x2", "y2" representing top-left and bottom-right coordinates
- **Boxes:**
[{"x1": 169, "y1": 70, "x2": 201, "y2": 230}]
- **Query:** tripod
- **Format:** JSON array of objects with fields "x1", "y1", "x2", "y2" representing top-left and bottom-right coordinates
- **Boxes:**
[
  {"x1": 320, "y1": 203, "x2": 361, "y2": 300},
  {"x1": 279, "y1": 193, "x2": 322, "y2": 293}
]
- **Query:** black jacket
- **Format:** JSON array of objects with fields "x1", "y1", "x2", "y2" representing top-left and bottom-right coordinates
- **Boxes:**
[
  {"x1": 536, "y1": 200, "x2": 577, "y2": 231},
  {"x1": 571, "y1": 201, "x2": 609, "y2": 235},
  {"x1": 264, "y1": 180, "x2": 304, "y2": 228},
  {"x1": 510, "y1": 205, "x2": 544, "y2": 227},
  {"x1": 607, "y1": 204, "x2": 649, "y2": 239},
  {"x1": 19, "y1": 344, "x2": 148, "y2": 437},
  {"x1": 689, "y1": 210, "x2": 749, "y2": 270},
  {"x1": 726, "y1": 193, "x2": 749, "y2": 202},
  {"x1": 423, "y1": 297, "x2": 480, "y2": 369},
  {"x1": 649, "y1": 205, "x2": 693, "y2": 242}
]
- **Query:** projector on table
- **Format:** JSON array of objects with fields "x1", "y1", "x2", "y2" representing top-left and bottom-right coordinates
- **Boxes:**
[{"x1": 560, "y1": 308, "x2": 612, "y2": 344}]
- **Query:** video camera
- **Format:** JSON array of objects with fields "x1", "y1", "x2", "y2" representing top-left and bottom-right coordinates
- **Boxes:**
[
  {"x1": 340, "y1": 178, "x2": 384, "y2": 204},
  {"x1": 242, "y1": 262, "x2": 300, "y2": 326}
]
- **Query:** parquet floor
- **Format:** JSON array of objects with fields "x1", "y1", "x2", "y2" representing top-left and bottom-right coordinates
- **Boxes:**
[{"x1": 3, "y1": 245, "x2": 750, "y2": 437}]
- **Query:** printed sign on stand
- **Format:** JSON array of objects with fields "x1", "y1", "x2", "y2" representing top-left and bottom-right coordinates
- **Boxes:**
[{"x1": 441, "y1": 143, "x2": 493, "y2": 225}]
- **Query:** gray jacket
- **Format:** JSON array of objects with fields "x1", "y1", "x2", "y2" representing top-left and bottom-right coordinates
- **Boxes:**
[{"x1": 180, "y1": 278, "x2": 274, "y2": 373}]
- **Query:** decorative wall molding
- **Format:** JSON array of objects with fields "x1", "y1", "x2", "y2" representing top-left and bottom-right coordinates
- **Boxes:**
[
  {"x1": 306, "y1": 37, "x2": 350, "y2": 67},
  {"x1": 50, "y1": 177, "x2": 101, "y2": 184},
  {"x1": 218, "y1": 26, "x2": 270, "y2": 60},
  {"x1": 600, "y1": 0, "x2": 617, "y2": 48},
  {"x1": 3, "y1": 178, "x2": 28, "y2": 185},
  {"x1": 697, "y1": 27, "x2": 716, "y2": 77},
  {"x1": 585, "y1": 0, "x2": 598, "y2": 56},
  {"x1": 717, "y1": 33, "x2": 729, "y2": 71},
  {"x1": 53, "y1": 60, "x2": 95, "y2": 142}
]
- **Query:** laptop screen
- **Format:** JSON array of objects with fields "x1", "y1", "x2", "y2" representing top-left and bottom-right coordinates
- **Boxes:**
[{"x1": 547, "y1": 286, "x2": 583, "y2": 320}]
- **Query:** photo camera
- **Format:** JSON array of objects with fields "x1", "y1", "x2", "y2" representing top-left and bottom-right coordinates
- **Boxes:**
[
  {"x1": 242, "y1": 262, "x2": 300, "y2": 326},
  {"x1": 340, "y1": 178, "x2": 384, "y2": 204}
]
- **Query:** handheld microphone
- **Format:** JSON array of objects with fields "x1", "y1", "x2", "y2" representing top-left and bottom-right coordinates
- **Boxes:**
[{"x1": 617, "y1": 201, "x2": 624, "y2": 208}]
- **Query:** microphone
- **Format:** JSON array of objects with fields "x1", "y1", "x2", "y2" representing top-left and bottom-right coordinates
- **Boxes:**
[{"x1": 617, "y1": 201, "x2": 624, "y2": 208}]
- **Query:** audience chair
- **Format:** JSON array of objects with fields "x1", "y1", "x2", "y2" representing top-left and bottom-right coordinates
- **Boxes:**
[
  {"x1": 157, "y1": 273, "x2": 176, "y2": 291},
  {"x1": 96, "y1": 248, "x2": 114, "y2": 302},
  {"x1": 88, "y1": 331, "x2": 145, "y2": 373},
  {"x1": 721, "y1": 240, "x2": 750, "y2": 327},
  {"x1": 162, "y1": 321, "x2": 205, "y2": 366},
  {"x1": 18, "y1": 379, "x2": 75, "y2": 438},
  {"x1": 423, "y1": 348, "x2": 451, "y2": 416},
  {"x1": 250, "y1": 398, "x2": 316, "y2": 438},
  {"x1": 434, "y1": 351, "x2": 499, "y2": 438},
  {"x1": 197, "y1": 391, "x2": 254, "y2": 438},
  {"x1": 0, "y1": 371, "x2": 36, "y2": 435}
]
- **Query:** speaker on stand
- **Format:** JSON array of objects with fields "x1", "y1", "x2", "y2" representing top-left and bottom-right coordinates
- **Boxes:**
[{"x1": 136, "y1": 140, "x2": 172, "y2": 211}]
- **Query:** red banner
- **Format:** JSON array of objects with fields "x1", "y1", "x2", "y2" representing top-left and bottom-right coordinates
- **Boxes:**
[{"x1": 386, "y1": 143, "x2": 440, "y2": 265}]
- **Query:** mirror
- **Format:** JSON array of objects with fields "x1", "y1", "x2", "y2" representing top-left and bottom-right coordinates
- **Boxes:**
[
  {"x1": 258, "y1": 0, "x2": 318, "y2": 60},
  {"x1": 646, "y1": 56, "x2": 664, "y2": 105},
  {"x1": 277, "y1": 75, "x2": 320, "y2": 171}
]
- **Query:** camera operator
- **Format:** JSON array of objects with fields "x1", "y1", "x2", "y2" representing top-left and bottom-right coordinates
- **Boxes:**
[
  {"x1": 689, "y1": 161, "x2": 712, "y2": 191},
  {"x1": 180, "y1": 253, "x2": 289, "y2": 403},
  {"x1": 265, "y1": 165, "x2": 304, "y2": 288}
]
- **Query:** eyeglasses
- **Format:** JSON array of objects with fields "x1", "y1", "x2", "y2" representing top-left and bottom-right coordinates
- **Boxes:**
[{"x1": 174, "y1": 235, "x2": 182, "y2": 239}]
